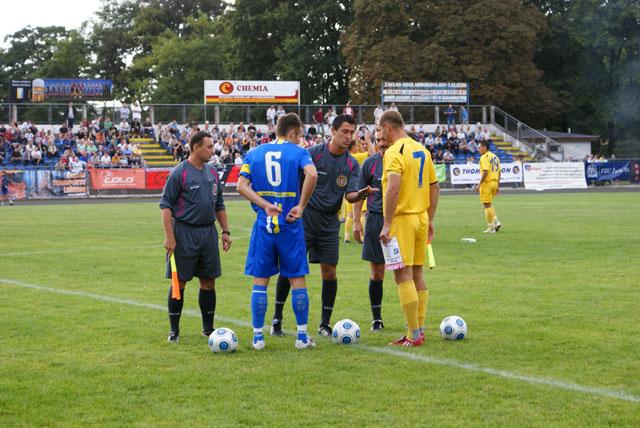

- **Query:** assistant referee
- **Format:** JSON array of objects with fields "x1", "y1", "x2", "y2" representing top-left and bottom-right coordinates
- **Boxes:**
[{"x1": 160, "y1": 131, "x2": 232, "y2": 343}]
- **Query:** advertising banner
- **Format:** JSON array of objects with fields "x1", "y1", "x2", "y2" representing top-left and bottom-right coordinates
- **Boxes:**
[
  {"x1": 523, "y1": 162, "x2": 587, "y2": 190},
  {"x1": 89, "y1": 168, "x2": 145, "y2": 190},
  {"x1": 435, "y1": 164, "x2": 447, "y2": 182},
  {"x1": 145, "y1": 169, "x2": 172, "y2": 190},
  {"x1": 449, "y1": 162, "x2": 523, "y2": 185},
  {"x1": 2, "y1": 169, "x2": 88, "y2": 199},
  {"x1": 204, "y1": 80, "x2": 299, "y2": 104},
  {"x1": 382, "y1": 82, "x2": 469, "y2": 104},
  {"x1": 585, "y1": 161, "x2": 630, "y2": 182}
]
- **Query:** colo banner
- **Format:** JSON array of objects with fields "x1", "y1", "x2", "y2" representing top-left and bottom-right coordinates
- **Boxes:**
[
  {"x1": 585, "y1": 161, "x2": 630, "y2": 182},
  {"x1": 204, "y1": 80, "x2": 299, "y2": 104},
  {"x1": 523, "y1": 162, "x2": 587, "y2": 190},
  {"x1": 449, "y1": 162, "x2": 523, "y2": 185},
  {"x1": 145, "y1": 169, "x2": 172, "y2": 190},
  {"x1": 89, "y1": 168, "x2": 145, "y2": 190}
]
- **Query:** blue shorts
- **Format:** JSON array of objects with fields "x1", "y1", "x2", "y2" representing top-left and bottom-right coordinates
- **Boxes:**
[
  {"x1": 245, "y1": 220, "x2": 309, "y2": 278},
  {"x1": 1, "y1": 186, "x2": 8, "y2": 196}
]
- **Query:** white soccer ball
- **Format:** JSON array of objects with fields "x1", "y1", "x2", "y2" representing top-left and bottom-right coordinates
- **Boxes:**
[
  {"x1": 440, "y1": 316, "x2": 467, "y2": 340},
  {"x1": 208, "y1": 328, "x2": 238, "y2": 353},
  {"x1": 332, "y1": 319, "x2": 361, "y2": 345}
]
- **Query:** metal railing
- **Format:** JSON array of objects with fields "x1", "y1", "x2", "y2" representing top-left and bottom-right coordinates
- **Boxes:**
[
  {"x1": 490, "y1": 106, "x2": 584, "y2": 161},
  {"x1": 1, "y1": 102, "x2": 490, "y2": 127}
]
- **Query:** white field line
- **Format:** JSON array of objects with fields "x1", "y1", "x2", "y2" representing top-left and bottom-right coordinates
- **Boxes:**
[{"x1": 1, "y1": 277, "x2": 638, "y2": 404}]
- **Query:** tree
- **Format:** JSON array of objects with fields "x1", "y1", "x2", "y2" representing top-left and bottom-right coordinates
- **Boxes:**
[
  {"x1": 223, "y1": 0, "x2": 353, "y2": 104},
  {"x1": 132, "y1": 14, "x2": 227, "y2": 104},
  {"x1": 38, "y1": 29, "x2": 92, "y2": 78},
  {"x1": 342, "y1": 0, "x2": 421, "y2": 104},
  {"x1": 0, "y1": 26, "x2": 68, "y2": 102},
  {"x1": 344, "y1": 0, "x2": 557, "y2": 125},
  {"x1": 532, "y1": 0, "x2": 640, "y2": 155}
]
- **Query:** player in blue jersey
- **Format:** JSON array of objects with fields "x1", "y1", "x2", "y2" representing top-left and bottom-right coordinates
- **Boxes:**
[{"x1": 237, "y1": 113, "x2": 318, "y2": 350}]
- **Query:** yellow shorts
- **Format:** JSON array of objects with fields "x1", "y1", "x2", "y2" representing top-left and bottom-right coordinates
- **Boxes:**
[
  {"x1": 390, "y1": 212, "x2": 428, "y2": 266},
  {"x1": 480, "y1": 181, "x2": 498, "y2": 204},
  {"x1": 345, "y1": 200, "x2": 353, "y2": 214},
  {"x1": 343, "y1": 199, "x2": 366, "y2": 216}
]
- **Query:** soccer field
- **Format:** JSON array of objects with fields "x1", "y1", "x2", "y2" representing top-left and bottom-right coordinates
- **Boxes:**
[{"x1": 1, "y1": 192, "x2": 639, "y2": 427}]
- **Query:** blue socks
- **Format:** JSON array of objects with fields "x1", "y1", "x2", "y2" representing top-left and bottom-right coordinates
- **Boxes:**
[
  {"x1": 251, "y1": 285, "x2": 268, "y2": 342},
  {"x1": 292, "y1": 288, "x2": 309, "y2": 342}
]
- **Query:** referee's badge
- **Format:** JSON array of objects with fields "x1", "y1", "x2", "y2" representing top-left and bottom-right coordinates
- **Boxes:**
[
  {"x1": 212, "y1": 182, "x2": 218, "y2": 197},
  {"x1": 336, "y1": 175, "x2": 347, "y2": 188}
]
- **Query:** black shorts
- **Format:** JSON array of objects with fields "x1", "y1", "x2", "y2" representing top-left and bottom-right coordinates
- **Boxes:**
[
  {"x1": 302, "y1": 206, "x2": 340, "y2": 265},
  {"x1": 362, "y1": 212, "x2": 385, "y2": 264},
  {"x1": 166, "y1": 222, "x2": 221, "y2": 282}
]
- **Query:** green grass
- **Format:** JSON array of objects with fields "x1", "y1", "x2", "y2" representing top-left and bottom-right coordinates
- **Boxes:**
[{"x1": 0, "y1": 192, "x2": 639, "y2": 427}]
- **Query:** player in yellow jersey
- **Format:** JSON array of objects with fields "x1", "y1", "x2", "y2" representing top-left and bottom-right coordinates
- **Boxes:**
[
  {"x1": 343, "y1": 137, "x2": 372, "y2": 243},
  {"x1": 473, "y1": 140, "x2": 502, "y2": 233},
  {"x1": 379, "y1": 110, "x2": 439, "y2": 347}
]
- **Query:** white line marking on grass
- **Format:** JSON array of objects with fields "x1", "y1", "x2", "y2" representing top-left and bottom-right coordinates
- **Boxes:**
[{"x1": 1, "y1": 277, "x2": 638, "y2": 404}]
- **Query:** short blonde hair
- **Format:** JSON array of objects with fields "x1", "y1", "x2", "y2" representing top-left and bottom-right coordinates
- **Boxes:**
[{"x1": 379, "y1": 110, "x2": 404, "y2": 129}]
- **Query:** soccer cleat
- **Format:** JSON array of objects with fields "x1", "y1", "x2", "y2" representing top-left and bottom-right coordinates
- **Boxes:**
[
  {"x1": 494, "y1": 219, "x2": 502, "y2": 232},
  {"x1": 202, "y1": 329, "x2": 214, "y2": 337},
  {"x1": 389, "y1": 335, "x2": 424, "y2": 347},
  {"x1": 270, "y1": 319, "x2": 284, "y2": 337},
  {"x1": 420, "y1": 331, "x2": 426, "y2": 342},
  {"x1": 344, "y1": 239, "x2": 351, "y2": 244},
  {"x1": 294, "y1": 337, "x2": 316, "y2": 350},
  {"x1": 483, "y1": 227, "x2": 496, "y2": 234},
  {"x1": 252, "y1": 332, "x2": 265, "y2": 350},
  {"x1": 167, "y1": 331, "x2": 179, "y2": 343},
  {"x1": 8, "y1": 200, "x2": 13, "y2": 206},
  {"x1": 370, "y1": 320, "x2": 385, "y2": 332},
  {"x1": 317, "y1": 324, "x2": 333, "y2": 337}
]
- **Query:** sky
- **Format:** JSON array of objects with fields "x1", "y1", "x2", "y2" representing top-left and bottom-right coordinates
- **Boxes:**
[{"x1": 1, "y1": 0, "x2": 102, "y2": 45}]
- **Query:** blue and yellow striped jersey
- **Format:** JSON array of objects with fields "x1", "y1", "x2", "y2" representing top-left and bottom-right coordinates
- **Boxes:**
[{"x1": 240, "y1": 140, "x2": 313, "y2": 231}]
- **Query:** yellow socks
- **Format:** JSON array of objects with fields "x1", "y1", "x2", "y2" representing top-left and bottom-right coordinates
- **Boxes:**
[
  {"x1": 484, "y1": 208, "x2": 496, "y2": 225},
  {"x1": 397, "y1": 280, "x2": 419, "y2": 339},
  {"x1": 417, "y1": 289, "x2": 428, "y2": 330},
  {"x1": 344, "y1": 215, "x2": 353, "y2": 240}
]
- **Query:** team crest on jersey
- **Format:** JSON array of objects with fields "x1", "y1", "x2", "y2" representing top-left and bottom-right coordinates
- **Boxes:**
[{"x1": 336, "y1": 175, "x2": 347, "y2": 187}]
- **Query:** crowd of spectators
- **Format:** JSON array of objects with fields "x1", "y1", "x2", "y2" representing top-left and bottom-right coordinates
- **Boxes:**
[
  {"x1": 0, "y1": 102, "x2": 151, "y2": 170},
  {"x1": 156, "y1": 102, "x2": 494, "y2": 167},
  {"x1": 2, "y1": 102, "x2": 496, "y2": 170}
]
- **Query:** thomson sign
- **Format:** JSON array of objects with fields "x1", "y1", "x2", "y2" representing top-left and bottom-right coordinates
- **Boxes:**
[{"x1": 204, "y1": 80, "x2": 299, "y2": 104}]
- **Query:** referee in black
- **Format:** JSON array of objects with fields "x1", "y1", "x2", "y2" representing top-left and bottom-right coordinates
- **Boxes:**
[
  {"x1": 271, "y1": 114, "x2": 378, "y2": 337},
  {"x1": 353, "y1": 128, "x2": 389, "y2": 331},
  {"x1": 160, "y1": 131, "x2": 232, "y2": 342}
]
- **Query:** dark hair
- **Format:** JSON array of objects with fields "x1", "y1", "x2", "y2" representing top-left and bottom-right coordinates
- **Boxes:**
[
  {"x1": 479, "y1": 140, "x2": 490, "y2": 149},
  {"x1": 189, "y1": 131, "x2": 212, "y2": 151},
  {"x1": 379, "y1": 110, "x2": 404, "y2": 129},
  {"x1": 276, "y1": 113, "x2": 303, "y2": 138},
  {"x1": 332, "y1": 114, "x2": 356, "y2": 131}
]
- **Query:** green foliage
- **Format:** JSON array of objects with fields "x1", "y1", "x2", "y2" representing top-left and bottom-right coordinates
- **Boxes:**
[
  {"x1": 1, "y1": 194, "x2": 640, "y2": 425},
  {"x1": 0, "y1": 26, "x2": 68, "y2": 102},
  {"x1": 132, "y1": 14, "x2": 227, "y2": 103},
  {"x1": 344, "y1": 0, "x2": 556, "y2": 124},
  {"x1": 224, "y1": 0, "x2": 353, "y2": 104},
  {"x1": 532, "y1": 0, "x2": 640, "y2": 153}
]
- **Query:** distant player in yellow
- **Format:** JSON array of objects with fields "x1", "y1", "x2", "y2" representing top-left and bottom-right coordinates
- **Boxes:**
[
  {"x1": 379, "y1": 110, "x2": 439, "y2": 347},
  {"x1": 343, "y1": 137, "x2": 371, "y2": 243},
  {"x1": 473, "y1": 140, "x2": 502, "y2": 233}
]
